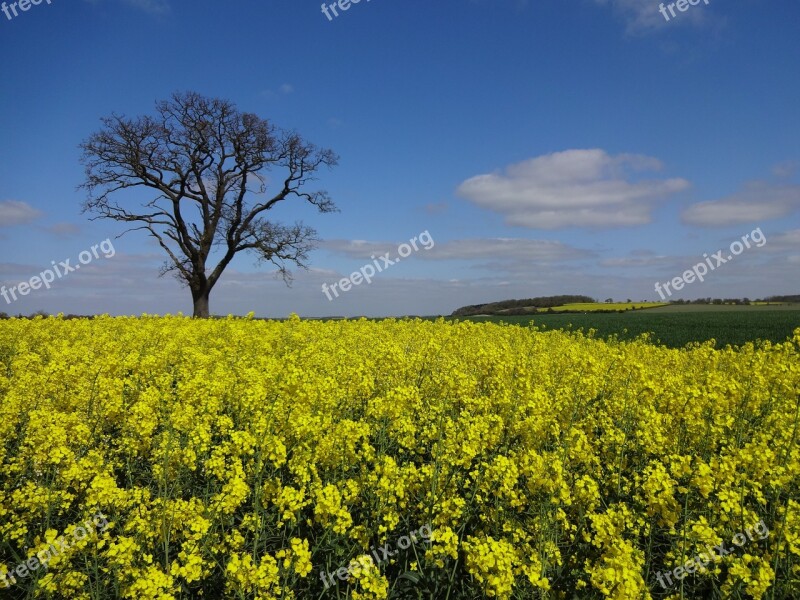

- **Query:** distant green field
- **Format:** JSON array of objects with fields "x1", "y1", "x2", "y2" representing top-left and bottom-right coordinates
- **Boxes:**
[{"x1": 454, "y1": 304, "x2": 800, "y2": 349}]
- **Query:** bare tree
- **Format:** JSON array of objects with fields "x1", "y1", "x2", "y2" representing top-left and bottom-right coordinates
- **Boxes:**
[{"x1": 79, "y1": 91, "x2": 338, "y2": 317}]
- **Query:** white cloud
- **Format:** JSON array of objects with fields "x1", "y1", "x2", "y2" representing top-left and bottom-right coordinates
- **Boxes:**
[
  {"x1": 261, "y1": 84, "x2": 295, "y2": 100},
  {"x1": 772, "y1": 228, "x2": 800, "y2": 244},
  {"x1": 122, "y1": 0, "x2": 169, "y2": 14},
  {"x1": 83, "y1": 0, "x2": 170, "y2": 15},
  {"x1": 456, "y1": 149, "x2": 689, "y2": 229},
  {"x1": 600, "y1": 250, "x2": 674, "y2": 268},
  {"x1": 681, "y1": 181, "x2": 800, "y2": 227},
  {"x1": 321, "y1": 237, "x2": 592, "y2": 263},
  {"x1": 773, "y1": 160, "x2": 800, "y2": 179},
  {"x1": 594, "y1": 0, "x2": 712, "y2": 34},
  {"x1": 1, "y1": 239, "x2": 794, "y2": 317},
  {"x1": 45, "y1": 223, "x2": 82, "y2": 238},
  {"x1": 0, "y1": 201, "x2": 43, "y2": 227},
  {"x1": 424, "y1": 202, "x2": 448, "y2": 215},
  {"x1": 428, "y1": 238, "x2": 592, "y2": 262},
  {"x1": 757, "y1": 228, "x2": 800, "y2": 252}
]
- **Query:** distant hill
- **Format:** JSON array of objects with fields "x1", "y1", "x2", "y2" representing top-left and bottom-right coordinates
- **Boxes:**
[
  {"x1": 451, "y1": 295, "x2": 596, "y2": 317},
  {"x1": 451, "y1": 294, "x2": 800, "y2": 317}
]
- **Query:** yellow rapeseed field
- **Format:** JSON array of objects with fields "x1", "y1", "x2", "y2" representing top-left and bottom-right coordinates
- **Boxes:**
[{"x1": 0, "y1": 315, "x2": 798, "y2": 599}]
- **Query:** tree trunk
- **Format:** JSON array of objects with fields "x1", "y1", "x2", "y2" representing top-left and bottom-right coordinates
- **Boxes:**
[{"x1": 192, "y1": 288, "x2": 211, "y2": 318}]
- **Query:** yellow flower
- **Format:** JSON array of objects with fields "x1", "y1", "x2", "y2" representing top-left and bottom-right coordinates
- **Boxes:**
[{"x1": 0, "y1": 315, "x2": 796, "y2": 598}]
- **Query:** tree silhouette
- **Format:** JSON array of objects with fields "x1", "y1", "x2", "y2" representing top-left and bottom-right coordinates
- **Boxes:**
[{"x1": 80, "y1": 91, "x2": 338, "y2": 317}]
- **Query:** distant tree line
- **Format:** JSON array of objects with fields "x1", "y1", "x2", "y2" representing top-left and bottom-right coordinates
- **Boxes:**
[
  {"x1": 670, "y1": 295, "x2": 800, "y2": 305},
  {"x1": 451, "y1": 293, "x2": 800, "y2": 317},
  {"x1": 670, "y1": 298, "x2": 751, "y2": 305},
  {"x1": 0, "y1": 311, "x2": 86, "y2": 320},
  {"x1": 451, "y1": 295, "x2": 595, "y2": 317}
]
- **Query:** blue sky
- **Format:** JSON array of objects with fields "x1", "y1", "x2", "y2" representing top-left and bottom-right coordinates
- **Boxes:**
[{"x1": 0, "y1": 0, "x2": 798, "y2": 317}]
